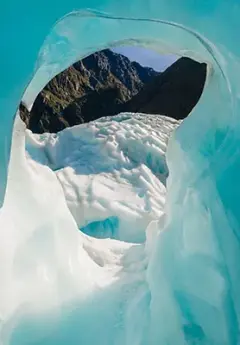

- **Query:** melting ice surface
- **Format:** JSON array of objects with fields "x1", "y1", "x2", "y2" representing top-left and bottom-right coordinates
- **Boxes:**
[
  {"x1": 2, "y1": 113, "x2": 179, "y2": 345},
  {"x1": 2, "y1": 0, "x2": 240, "y2": 344},
  {"x1": 26, "y1": 114, "x2": 179, "y2": 243}
]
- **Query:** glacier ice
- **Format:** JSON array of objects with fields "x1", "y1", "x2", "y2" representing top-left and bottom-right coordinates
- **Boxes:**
[
  {"x1": 26, "y1": 114, "x2": 177, "y2": 244},
  {"x1": 1, "y1": 0, "x2": 240, "y2": 344}
]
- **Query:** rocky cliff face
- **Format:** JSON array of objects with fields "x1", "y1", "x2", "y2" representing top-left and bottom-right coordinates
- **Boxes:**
[
  {"x1": 20, "y1": 49, "x2": 158, "y2": 133},
  {"x1": 20, "y1": 50, "x2": 206, "y2": 133},
  {"x1": 123, "y1": 57, "x2": 207, "y2": 120}
]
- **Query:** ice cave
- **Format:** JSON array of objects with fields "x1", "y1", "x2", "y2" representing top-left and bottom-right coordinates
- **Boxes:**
[{"x1": 1, "y1": 1, "x2": 240, "y2": 344}]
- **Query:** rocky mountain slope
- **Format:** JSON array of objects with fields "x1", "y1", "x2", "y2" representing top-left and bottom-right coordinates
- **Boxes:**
[
  {"x1": 123, "y1": 57, "x2": 207, "y2": 120},
  {"x1": 20, "y1": 49, "x2": 157, "y2": 133},
  {"x1": 20, "y1": 50, "x2": 206, "y2": 133}
]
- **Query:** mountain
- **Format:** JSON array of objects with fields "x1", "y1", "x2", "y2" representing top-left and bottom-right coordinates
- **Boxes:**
[
  {"x1": 20, "y1": 49, "x2": 158, "y2": 133},
  {"x1": 123, "y1": 57, "x2": 207, "y2": 119},
  {"x1": 20, "y1": 51, "x2": 206, "y2": 133}
]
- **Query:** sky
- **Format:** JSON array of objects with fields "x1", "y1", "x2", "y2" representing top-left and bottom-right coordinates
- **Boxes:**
[{"x1": 112, "y1": 46, "x2": 177, "y2": 72}]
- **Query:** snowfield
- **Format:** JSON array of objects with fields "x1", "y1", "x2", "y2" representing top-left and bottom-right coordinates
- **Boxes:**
[
  {"x1": 26, "y1": 113, "x2": 180, "y2": 243},
  {"x1": 0, "y1": 112, "x2": 181, "y2": 344},
  {"x1": 1, "y1": 109, "x2": 239, "y2": 345}
]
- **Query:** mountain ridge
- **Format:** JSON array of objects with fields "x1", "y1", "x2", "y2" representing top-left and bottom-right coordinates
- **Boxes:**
[{"x1": 20, "y1": 50, "x2": 206, "y2": 133}]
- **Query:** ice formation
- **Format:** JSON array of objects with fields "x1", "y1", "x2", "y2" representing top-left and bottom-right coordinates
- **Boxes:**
[
  {"x1": 1, "y1": 0, "x2": 240, "y2": 344},
  {"x1": 26, "y1": 114, "x2": 179, "y2": 243}
]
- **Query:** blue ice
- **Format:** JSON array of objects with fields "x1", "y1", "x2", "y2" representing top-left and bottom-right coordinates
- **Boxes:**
[{"x1": 1, "y1": 0, "x2": 240, "y2": 344}]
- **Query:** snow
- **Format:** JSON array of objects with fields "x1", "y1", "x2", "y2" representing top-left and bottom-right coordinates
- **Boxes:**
[
  {"x1": 26, "y1": 113, "x2": 179, "y2": 243},
  {"x1": 0, "y1": 112, "x2": 180, "y2": 345},
  {"x1": 2, "y1": 104, "x2": 240, "y2": 344}
]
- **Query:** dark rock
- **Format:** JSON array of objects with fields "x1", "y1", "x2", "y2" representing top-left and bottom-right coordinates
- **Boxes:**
[
  {"x1": 19, "y1": 102, "x2": 30, "y2": 126},
  {"x1": 123, "y1": 57, "x2": 207, "y2": 119},
  {"x1": 20, "y1": 49, "x2": 157, "y2": 133},
  {"x1": 19, "y1": 51, "x2": 206, "y2": 133}
]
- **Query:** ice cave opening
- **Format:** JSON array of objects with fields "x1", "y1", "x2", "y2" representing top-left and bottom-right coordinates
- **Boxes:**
[
  {"x1": 19, "y1": 43, "x2": 207, "y2": 244},
  {"x1": 2, "y1": 5, "x2": 240, "y2": 345}
]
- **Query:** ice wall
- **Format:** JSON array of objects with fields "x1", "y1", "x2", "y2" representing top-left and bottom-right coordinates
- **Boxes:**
[
  {"x1": 1, "y1": 0, "x2": 239, "y2": 202},
  {"x1": 1, "y1": 0, "x2": 240, "y2": 344}
]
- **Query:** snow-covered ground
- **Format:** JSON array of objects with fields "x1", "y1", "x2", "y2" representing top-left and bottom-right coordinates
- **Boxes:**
[
  {"x1": 26, "y1": 113, "x2": 180, "y2": 243},
  {"x1": 0, "y1": 113, "x2": 182, "y2": 344},
  {"x1": 2, "y1": 112, "x2": 238, "y2": 344}
]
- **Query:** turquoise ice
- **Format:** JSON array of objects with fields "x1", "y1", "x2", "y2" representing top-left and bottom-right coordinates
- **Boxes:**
[{"x1": 1, "y1": 0, "x2": 240, "y2": 344}]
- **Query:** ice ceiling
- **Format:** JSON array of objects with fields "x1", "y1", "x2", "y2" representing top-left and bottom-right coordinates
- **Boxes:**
[{"x1": 1, "y1": 0, "x2": 240, "y2": 344}]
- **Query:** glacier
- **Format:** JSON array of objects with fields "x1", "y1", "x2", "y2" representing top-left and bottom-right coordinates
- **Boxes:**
[
  {"x1": 1, "y1": 0, "x2": 240, "y2": 344},
  {"x1": 25, "y1": 113, "x2": 178, "y2": 243}
]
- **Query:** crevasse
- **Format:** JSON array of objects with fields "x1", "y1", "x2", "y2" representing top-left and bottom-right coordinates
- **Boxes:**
[{"x1": 1, "y1": 1, "x2": 240, "y2": 344}]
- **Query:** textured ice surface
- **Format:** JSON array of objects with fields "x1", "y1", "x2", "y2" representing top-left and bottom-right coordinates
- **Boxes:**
[
  {"x1": 0, "y1": 113, "x2": 176, "y2": 345},
  {"x1": 26, "y1": 113, "x2": 179, "y2": 243},
  {"x1": 1, "y1": 0, "x2": 240, "y2": 344}
]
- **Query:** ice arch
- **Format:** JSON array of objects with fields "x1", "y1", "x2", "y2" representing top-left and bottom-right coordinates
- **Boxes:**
[
  {"x1": 1, "y1": 1, "x2": 240, "y2": 345},
  {"x1": 1, "y1": 1, "x2": 239, "y2": 203}
]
